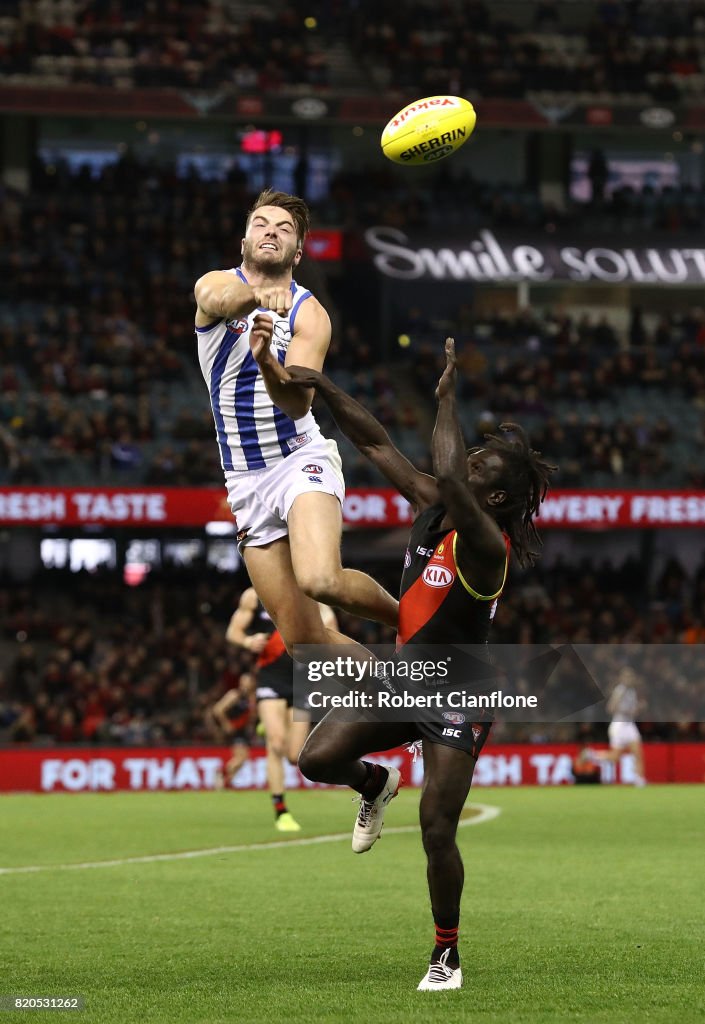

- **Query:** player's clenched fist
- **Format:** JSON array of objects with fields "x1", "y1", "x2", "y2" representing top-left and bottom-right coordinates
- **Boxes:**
[
  {"x1": 249, "y1": 313, "x2": 274, "y2": 363},
  {"x1": 252, "y1": 287, "x2": 292, "y2": 316}
]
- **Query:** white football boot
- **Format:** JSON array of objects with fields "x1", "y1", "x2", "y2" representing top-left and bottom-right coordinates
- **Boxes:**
[
  {"x1": 417, "y1": 948, "x2": 463, "y2": 991},
  {"x1": 351, "y1": 766, "x2": 401, "y2": 853}
]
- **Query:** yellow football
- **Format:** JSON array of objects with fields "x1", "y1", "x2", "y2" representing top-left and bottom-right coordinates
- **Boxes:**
[{"x1": 381, "y1": 95, "x2": 476, "y2": 166}]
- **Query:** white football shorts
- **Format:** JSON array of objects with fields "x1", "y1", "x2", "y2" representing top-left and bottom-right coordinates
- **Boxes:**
[
  {"x1": 607, "y1": 721, "x2": 641, "y2": 749},
  {"x1": 224, "y1": 437, "x2": 345, "y2": 549}
]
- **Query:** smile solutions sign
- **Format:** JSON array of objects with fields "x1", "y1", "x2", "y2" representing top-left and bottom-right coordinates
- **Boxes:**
[{"x1": 364, "y1": 226, "x2": 705, "y2": 285}]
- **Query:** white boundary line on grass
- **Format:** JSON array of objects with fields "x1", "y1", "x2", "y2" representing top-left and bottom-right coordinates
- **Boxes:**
[{"x1": 0, "y1": 803, "x2": 501, "y2": 876}]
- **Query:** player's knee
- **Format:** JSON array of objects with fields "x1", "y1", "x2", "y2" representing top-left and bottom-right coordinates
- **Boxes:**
[
  {"x1": 267, "y1": 735, "x2": 286, "y2": 758},
  {"x1": 296, "y1": 568, "x2": 342, "y2": 606},
  {"x1": 421, "y1": 817, "x2": 457, "y2": 857},
  {"x1": 276, "y1": 621, "x2": 328, "y2": 654},
  {"x1": 297, "y1": 742, "x2": 326, "y2": 782}
]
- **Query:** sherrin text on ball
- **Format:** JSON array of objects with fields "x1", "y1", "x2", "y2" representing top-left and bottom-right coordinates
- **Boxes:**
[{"x1": 381, "y1": 95, "x2": 476, "y2": 165}]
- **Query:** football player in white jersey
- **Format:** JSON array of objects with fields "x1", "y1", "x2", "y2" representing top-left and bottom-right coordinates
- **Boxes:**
[
  {"x1": 585, "y1": 667, "x2": 646, "y2": 785},
  {"x1": 194, "y1": 190, "x2": 398, "y2": 652}
]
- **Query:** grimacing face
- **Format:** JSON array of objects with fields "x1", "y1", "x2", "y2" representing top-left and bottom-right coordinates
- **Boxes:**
[{"x1": 241, "y1": 205, "x2": 302, "y2": 273}]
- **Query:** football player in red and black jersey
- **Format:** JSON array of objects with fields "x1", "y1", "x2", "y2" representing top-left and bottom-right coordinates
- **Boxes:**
[
  {"x1": 226, "y1": 586, "x2": 338, "y2": 830},
  {"x1": 286, "y1": 339, "x2": 555, "y2": 991}
]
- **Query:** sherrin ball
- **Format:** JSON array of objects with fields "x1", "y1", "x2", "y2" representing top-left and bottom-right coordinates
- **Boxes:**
[{"x1": 381, "y1": 95, "x2": 476, "y2": 166}]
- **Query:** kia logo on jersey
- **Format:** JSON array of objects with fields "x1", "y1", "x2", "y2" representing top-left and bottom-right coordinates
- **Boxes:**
[{"x1": 422, "y1": 564, "x2": 454, "y2": 588}]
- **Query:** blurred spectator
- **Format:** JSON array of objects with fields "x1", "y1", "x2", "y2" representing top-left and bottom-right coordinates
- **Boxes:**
[{"x1": 588, "y1": 149, "x2": 609, "y2": 205}]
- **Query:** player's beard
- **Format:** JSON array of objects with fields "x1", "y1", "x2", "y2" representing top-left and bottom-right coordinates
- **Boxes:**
[{"x1": 241, "y1": 236, "x2": 298, "y2": 276}]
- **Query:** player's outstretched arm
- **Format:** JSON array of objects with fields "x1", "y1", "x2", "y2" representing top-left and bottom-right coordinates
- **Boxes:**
[
  {"x1": 432, "y1": 339, "x2": 506, "y2": 592},
  {"x1": 286, "y1": 365, "x2": 439, "y2": 514},
  {"x1": 194, "y1": 271, "x2": 293, "y2": 328}
]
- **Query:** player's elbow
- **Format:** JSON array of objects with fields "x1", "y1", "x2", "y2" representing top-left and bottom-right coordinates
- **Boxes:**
[
  {"x1": 435, "y1": 470, "x2": 459, "y2": 486},
  {"x1": 279, "y1": 395, "x2": 312, "y2": 421},
  {"x1": 194, "y1": 276, "x2": 221, "y2": 318},
  {"x1": 435, "y1": 473, "x2": 462, "y2": 498}
]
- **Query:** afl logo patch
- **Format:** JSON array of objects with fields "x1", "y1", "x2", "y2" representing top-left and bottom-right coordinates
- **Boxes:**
[
  {"x1": 443, "y1": 711, "x2": 465, "y2": 726},
  {"x1": 302, "y1": 464, "x2": 323, "y2": 474},
  {"x1": 404, "y1": 548, "x2": 411, "y2": 569},
  {"x1": 422, "y1": 564, "x2": 454, "y2": 588}
]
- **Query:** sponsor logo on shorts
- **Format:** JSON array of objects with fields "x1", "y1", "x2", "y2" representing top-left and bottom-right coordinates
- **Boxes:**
[
  {"x1": 236, "y1": 528, "x2": 249, "y2": 543},
  {"x1": 472, "y1": 725, "x2": 483, "y2": 741},
  {"x1": 302, "y1": 464, "x2": 323, "y2": 474},
  {"x1": 404, "y1": 548, "x2": 412, "y2": 568},
  {"x1": 308, "y1": 475, "x2": 323, "y2": 483},
  {"x1": 443, "y1": 711, "x2": 465, "y2": 725},
  {"x1": 287, "y1": 433, "x2": 311, "y2": 451},
  {"x1": 422, "y1": 564, "x2": 454, "y2": 588}
]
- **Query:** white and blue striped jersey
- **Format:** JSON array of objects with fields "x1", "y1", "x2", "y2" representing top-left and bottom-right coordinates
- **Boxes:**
[{"x1": 196, "y1": 267, "x2": 322, "y2": 473}]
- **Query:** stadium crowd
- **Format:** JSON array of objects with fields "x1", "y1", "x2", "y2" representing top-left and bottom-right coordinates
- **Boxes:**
[
  {"x1": 0, "y1": 0, "x2": 329, "y2": 91},
  {"x1": 2, "y1": 551, "x2": 704, "y2": 746},
  {"x1": 350, "y1": 0, "x2": 705, "y2": 104},
  {"x1": 5, "y1": 0, "x2": 705, "y2": 105},
  {"x1": 2, "y1": 156, "x2": 705, "y2": 489}
]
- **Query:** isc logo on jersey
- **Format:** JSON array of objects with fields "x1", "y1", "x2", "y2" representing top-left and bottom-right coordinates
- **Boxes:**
[{"x1": 422, "y1": 564, "x2": 454, "y2": 588}]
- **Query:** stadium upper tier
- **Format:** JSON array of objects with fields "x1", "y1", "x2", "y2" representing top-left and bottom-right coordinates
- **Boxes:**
[{"x1": 3, "y1": 0, "x2": 705, "y2": 103}]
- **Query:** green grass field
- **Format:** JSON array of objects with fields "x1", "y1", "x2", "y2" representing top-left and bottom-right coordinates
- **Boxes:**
[{"x1": 1, "y1": 785, "x2": 703, "y2": 1024}]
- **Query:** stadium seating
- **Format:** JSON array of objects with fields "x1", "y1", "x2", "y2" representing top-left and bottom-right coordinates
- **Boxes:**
[
  {"x1": 2, "y1": 156, "x2": 705, "y2": 487},
  {"x1": 4, "y1": 0, "x2": 705, "y2": 104},
  {"x1": 3, "y1": 548, "x2": 704, "y2": 744}
]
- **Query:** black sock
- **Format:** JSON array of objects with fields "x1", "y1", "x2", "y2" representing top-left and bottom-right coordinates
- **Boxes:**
[
  {"x1": 360, "y1": 761, "x2": 389, "y2": 801},
  {"x1": 272, "y1": 793, "x2": 287, "y2": 818}
]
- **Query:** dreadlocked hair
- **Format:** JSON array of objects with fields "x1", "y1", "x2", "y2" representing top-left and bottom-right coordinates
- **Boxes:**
[{"x1": 481, "y1": 422, "x2": 557, "y2": 568}]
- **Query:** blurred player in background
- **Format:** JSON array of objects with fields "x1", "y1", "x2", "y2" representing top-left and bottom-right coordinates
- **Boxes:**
[
  {"x1": 194, "y1": 189, "x2": 398, "y2": 661},
  {"x1": 226, "y1": 586, "x2": 339, "y2": 831},
  {"x1": 586, "y1": 667, "x2": 646, "y2": 786},
  {"x1": 210, "y1": 672, "x2": 256, "y2": 788},
  {"x1": 288, "y1": 340, "x2": 556, "y2": 991}
]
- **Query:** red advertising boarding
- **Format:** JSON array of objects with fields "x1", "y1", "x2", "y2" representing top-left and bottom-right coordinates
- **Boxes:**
[
  {"x1": 1, "y1": 487, "x2": 705, "y2": 529},
  {"x1": 0, "y1": 744, "x2": 702, "y2": 793}
]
